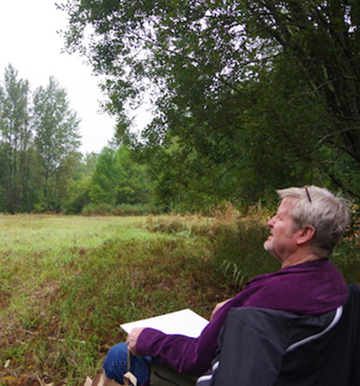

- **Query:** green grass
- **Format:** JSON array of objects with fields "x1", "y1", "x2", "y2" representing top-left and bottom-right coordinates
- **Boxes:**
[
  {"x1": 0, "y1": 214, "x2": 235, "y2": 385},
  {"x1": 0, "y1": 213, "x2": 359, "y2": 386}
]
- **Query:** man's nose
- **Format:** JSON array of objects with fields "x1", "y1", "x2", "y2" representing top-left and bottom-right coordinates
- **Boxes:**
[{"x1": 267, "y1": 217, "x2": 275, "y2": 228}]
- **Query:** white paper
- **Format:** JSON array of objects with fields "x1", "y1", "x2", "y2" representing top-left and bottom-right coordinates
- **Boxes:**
[{"x1": 120, "y1": 308, "x2": 209, "y2": 338}]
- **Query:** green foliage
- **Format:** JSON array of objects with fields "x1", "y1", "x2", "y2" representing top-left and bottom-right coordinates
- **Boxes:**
[
  {"x1": 81, "y1": 202, "x2": 159, "y2": 216},
  {"x1": 1, "y1": 212, "x2": 360, "y2": 384},
  {"x1": 113, "y1": 203, "x2": 161, "y2": 216},
  {"x1": 61, "y1": 145, "x2": 158, "y2": 215},
  {"x1": 145, "y1": 213, "x2": 280, "y2": 285},
  {"x1": 0, "y1": 64, "x2": 160, "y2": 216},
  {"x1": 88, "y1": 145, "x2": 153, "y2": 207},
  {"x1": 60, "y1": 0, "x2": 360, "y2": 208},
  {"x1": 0, "y1": 66, "x2": 82, "y2": 214},
  {"x1": 32, "y1": 76, "x2": 81, "y2": 212},
  {"x1": 89, "y1": 147, "x2": 119, "y2": 205},
  {"x1": 0, "y1": 214, "x2": 236, "y2": 384},
  {"x1": 65, "y1": 175, "x2": 93, "y2": 214},
  {"x1": 0, "y1": 65, "x2": 32, "y2": 212},
  {"x1": 212, "y1": 220, "x2": 279, "y2": 286},
  {"x1": 81, "y1": 202, "x2": 114, "y2": 216},
  {"x1": 144, "y1": 212, "x2": 360, "y2": 288}
]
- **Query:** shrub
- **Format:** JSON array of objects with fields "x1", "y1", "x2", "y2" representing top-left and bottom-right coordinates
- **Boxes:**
[
  {"x1": 211, "y1": 220, "x2": 279, "y2": 287},
  {"x1": 81, "y1": 203, "x2": 163, "y2": 216},
  {"x1": 81, "y1": 203, "x2": 114, "y2": 216},
  {"x1": 145, "y1": 213, "x2": 279, "y2": 287},
  {"x1": 113, "y1": 203, "x2": 162, "y2": 216}
]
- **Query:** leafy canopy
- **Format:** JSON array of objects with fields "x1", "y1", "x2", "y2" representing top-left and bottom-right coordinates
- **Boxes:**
[{"x1": 59, "y1": 0, "x2": 360, "y2": 206}]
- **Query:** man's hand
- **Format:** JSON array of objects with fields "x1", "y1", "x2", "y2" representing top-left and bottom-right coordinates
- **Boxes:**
[
  {"x1": 126, "y1": 327, "x2": 144, "y2": 356},
  {"x1": 210, "y1": 298, "x2": 232, "y2": 320}
]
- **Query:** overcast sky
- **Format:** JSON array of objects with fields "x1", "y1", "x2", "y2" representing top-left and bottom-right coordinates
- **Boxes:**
[{"x1": 0, "y1": 1, "x2": 121, "y2": 154}]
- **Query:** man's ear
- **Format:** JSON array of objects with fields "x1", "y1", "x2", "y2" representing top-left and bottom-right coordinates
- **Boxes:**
[{"x1": 297, "y1": 225, "x2": 315, "y2": 245}]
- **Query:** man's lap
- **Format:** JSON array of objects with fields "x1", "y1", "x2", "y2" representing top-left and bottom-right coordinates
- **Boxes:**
[{"x1": 103, "y1": 342, "x2": 152, "y2": 384}]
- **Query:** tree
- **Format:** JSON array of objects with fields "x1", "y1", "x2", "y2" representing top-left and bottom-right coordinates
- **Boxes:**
[
  {"x1": 115, "y1": 145, "x2": 152, "y2": 204},
  {"x1": 63, "y1": 152, "x2": 99, "y2": 214},
  {"x1": 32, "y1": 76, "x2": 81, "y2": 211},
  {"x1": 89, "y1": 146, "x2": 119, "y2": 205},
  {"x1": 60, "y1": 0, "x2": 360, "y2": 205},
  {"x1": 89, "y1": 145, "x2": 151, "y2": 206},
  {"x1": 239, "y1": 0, "x2": 360, "y2": 196},
  {"x1": 0, "y1": 64, "x2": 32, "y2": 212}
]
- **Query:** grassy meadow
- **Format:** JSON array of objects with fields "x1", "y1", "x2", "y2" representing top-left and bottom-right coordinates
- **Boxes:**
[{"x1": 0, "y1": 212, "x2": 359, "y2": 385}]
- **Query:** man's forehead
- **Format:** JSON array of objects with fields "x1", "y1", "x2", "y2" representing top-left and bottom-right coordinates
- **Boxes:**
[{"x1": 278, "y1": 198, "x2": 296, "y2": 214}]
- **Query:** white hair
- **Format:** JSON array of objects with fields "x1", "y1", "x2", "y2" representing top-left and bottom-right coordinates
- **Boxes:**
[{"x1": 277, "y1": 186, "x2": 351, "y2": 258}]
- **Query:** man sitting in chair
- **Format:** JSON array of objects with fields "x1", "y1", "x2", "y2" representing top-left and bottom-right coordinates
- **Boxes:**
[{"x1": 103, "y1": 186, "x2": 351, "y2": 386}]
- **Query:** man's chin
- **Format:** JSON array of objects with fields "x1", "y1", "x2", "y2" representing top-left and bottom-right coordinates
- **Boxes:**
[{"x1": 263, "y1": 239, "x2": 272, "y2": 252}]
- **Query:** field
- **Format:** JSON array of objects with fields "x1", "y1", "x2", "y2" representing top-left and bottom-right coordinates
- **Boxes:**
[
  {"x1": 0, "y1": 213, "x2": 359, "y2": 386},
  {"x1": 0, "y1": 214, "x2": 237, "y2": 385}
]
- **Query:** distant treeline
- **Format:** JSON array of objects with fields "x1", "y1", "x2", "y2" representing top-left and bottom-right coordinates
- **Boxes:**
[
  {"x1": 5, "y1": 0, "x2": 360, "y2": 217},
  {"x1": 0, "y1": 64, "x2": 158, "y2": 214},
  {"x1": 0, "y1": 64, "x2": 81, "y2": 213}
]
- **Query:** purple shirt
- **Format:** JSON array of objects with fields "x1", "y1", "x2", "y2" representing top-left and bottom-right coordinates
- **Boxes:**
[{"x1": 137, "y1": 259, "x2": 348, "y2": 377}]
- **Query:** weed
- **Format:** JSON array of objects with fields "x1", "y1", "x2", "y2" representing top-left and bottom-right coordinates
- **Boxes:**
[
  {"x1": 0, "y1": 212, "x2": 359, "y2": 385},
  {"x1": 0, "y1": 214, "x2": 236, "y2": 384}
]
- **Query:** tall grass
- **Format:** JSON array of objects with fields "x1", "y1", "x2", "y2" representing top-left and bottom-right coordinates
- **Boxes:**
[
  {"x1": 145, "y1": 211, "x2": 280, "y2": 287},
  {"x1": 145, "y1": 210, "x2": 360, "y2": 287},
  {"x1": 0, "y1": 215, "x2": 234, "y2": 385},
  {"x1": 0, "y1": 211, "x2": 359, "y2": 386}
]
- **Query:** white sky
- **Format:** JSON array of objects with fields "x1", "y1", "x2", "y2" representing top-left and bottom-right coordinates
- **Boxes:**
[{"x1": 0, "y1": 1, "x2": 120, "y2": 154}]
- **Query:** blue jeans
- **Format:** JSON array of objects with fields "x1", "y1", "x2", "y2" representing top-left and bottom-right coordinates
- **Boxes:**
[{"x1": 103, "y1": 342, "x2": 152, "y2": 384}]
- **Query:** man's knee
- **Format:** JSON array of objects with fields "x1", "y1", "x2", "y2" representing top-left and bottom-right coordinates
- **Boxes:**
[{"x1": 103, "y1": 342, "x2": 128, "y2": 380}]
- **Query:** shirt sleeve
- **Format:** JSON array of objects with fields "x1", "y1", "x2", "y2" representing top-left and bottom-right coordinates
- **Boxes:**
[
  {"x1": 136, "y1": 328, "x2": 206, "y2": 375},
  {"x1": 136, "y1": 299, "x2": 239, "y2": 375}
]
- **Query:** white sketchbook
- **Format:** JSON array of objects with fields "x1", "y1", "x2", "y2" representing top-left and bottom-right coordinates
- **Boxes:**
[{"x1": 120, "y1": 308, "x2": 209, "y2": 338}]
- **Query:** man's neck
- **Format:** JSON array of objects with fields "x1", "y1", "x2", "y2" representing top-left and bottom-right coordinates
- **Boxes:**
[{"x1": 281, "y1": 251, "x2": 320, "y2": 269}]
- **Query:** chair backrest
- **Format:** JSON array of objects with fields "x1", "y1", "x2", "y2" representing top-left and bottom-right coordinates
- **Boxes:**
[
  {"x1": 311, "y1": 283, "x2": 360, "y2": 386},
  {"x1": 197, "y1": 284, "x2": 360, "y2": 386}
]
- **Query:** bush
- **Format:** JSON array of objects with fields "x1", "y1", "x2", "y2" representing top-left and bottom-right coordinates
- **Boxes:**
[
  {"x1": 81, "y1": 203, "x2": 114, "y2": 216},
  {"x1": 81, "y1": 203, "x2": 163, "y2": 216},
  {"x1": 113, "y1": 203, "x2": 162, "y2": 216},
  {"x1": 211, "y1": 220, "x2": 279, "y2": 287},
  {"x1": 144, "y1": 212, "x2": 360, "y2": 288},
  {"x1": 145, "y1": 213, "x2": 280, "y2": 287}
]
